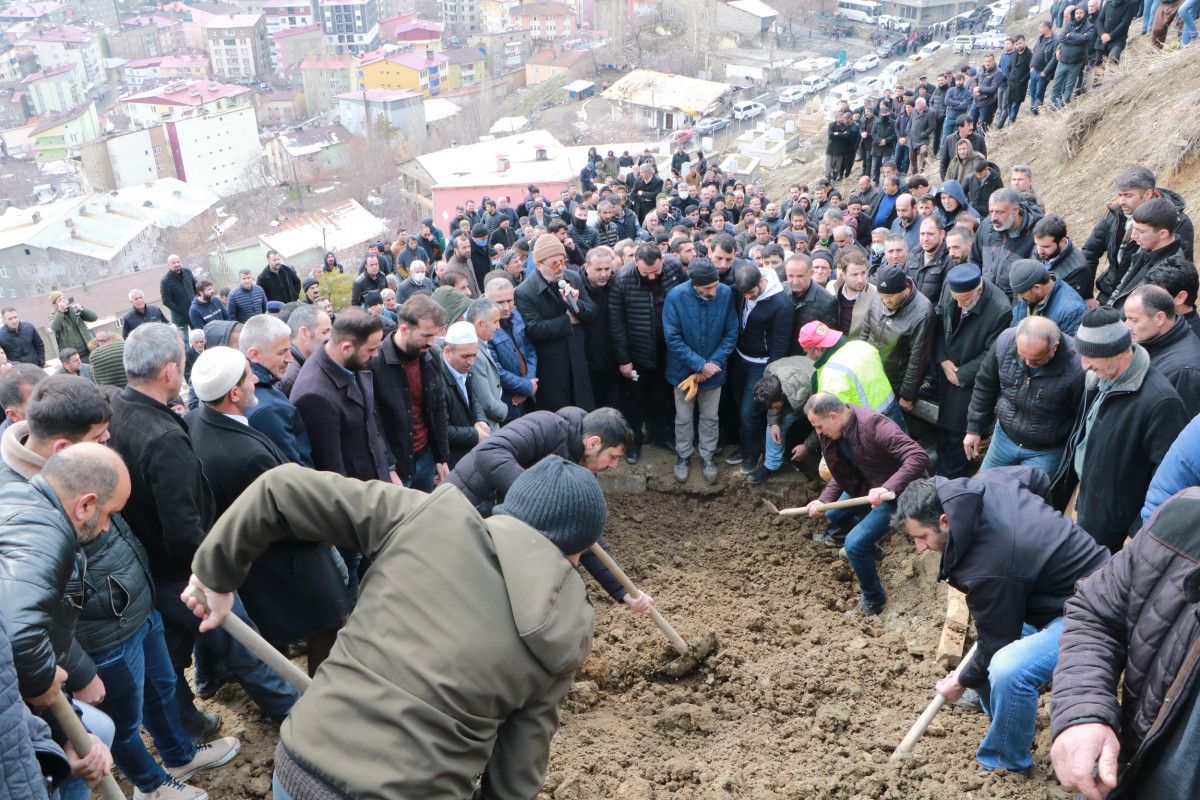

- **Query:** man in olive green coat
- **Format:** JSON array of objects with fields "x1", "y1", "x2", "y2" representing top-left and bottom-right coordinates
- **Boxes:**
[
  {"x1": 182, "y1": 456, "x2": 604, "y2": 800},
  {"x1": 48, "y1": 291, "x2": 98, "y2": 362}
]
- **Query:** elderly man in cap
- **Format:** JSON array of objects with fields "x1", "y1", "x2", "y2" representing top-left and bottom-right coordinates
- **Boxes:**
[
  {"x1": 866, "y1": 263, "x2": 935, "y2": 415},
  {"x1": 933, "y1": 263, "x2": 1012, "y2": 478},
  {"x1": 1009, "y1": 259, "x2": 1086, "y2": 336},
  {"x1": 662, "y1": 258, "x2": 738, "y2": 484},
  {"x1": 188, "y1": 346, "x2": 349, "y2": 677},
  {"x1": 440, "y1": 320, "x2": 492, "y2": 466},
  {"x1": 802, "y1": 392, "x2": 929, "y2": 614},
  {"x1": 183, "y1": 454, "x2": 607, "y2": 800},
  {"x1": 515, "y1": 234, "x2": 596, "y2": 412},
  {"x1": 1051, "y1": 307, "x2": 1188, "y2": 552}
]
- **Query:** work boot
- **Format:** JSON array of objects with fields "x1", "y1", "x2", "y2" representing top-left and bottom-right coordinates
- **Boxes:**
[
  {"x1": 673, "y1": 456, "x2": 690, "y2": 483},
  {"x1": 182, "y1": 711, "x2": 221, "y2": 741},
  {"x1": 724, "y1": 448, "x2": 744, "y2": 466},
  {"x1": 701, "y1": 459, "x2": 719, "y2": 484},
  {"x1": 624, "y1": 445, "x2": 641, "y2": 465},
  {"x1": 745, "y1": 464, "x2": 777, "y2": 485},
  {"x1": 166, "y1": 737, "x2": 241, "y2": 782},
  {"x1": 812, "y1": 531, "x2": 842, "y2": 547},
  {"x1": 652, "y1": 438, "x2": 677, "y2": 455},
  {"x1": 194, "y1": 677, "x2": 227, "y2": 701},
  {"x1": 843, "y1": 599, "x2": 885, "y2": 617},
  {"x1": 739, "y1": 456, "x2": 757, "y2": 475},
  {"x1": 135, "y1": 778, "x2": 208, "y2": 800}
]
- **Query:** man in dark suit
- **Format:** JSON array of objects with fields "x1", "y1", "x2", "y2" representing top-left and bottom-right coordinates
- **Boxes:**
[
  {"x1": 291, "y1": 309, "x2": 396, "y2": 484},
  {"x1": 439, "y1": 321, "x2": 491, "y2": 466},
  {"x1": 188, "y1": 346, "x2": 348, "y2": 676},
  {"x1": 368, "y1": 295, "x2": 452, "y2": 491},
  {"x1": 515, "y1": 234, "x2": 596, "y2": 412}
]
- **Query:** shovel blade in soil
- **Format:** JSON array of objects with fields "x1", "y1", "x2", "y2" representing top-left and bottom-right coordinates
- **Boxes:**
[{"x1": 656, "y1": 631, "x2": 719, "y2": 679}]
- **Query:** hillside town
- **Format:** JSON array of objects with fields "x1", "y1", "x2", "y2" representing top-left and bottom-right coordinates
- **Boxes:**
[{"x1": 1, "y1": 0, "x2": 1200, "y2": 799}]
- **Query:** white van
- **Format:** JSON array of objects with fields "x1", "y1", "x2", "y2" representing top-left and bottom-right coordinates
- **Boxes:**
[{"x1": 801, "y1": 74, "x2": 831, "y2": 94}]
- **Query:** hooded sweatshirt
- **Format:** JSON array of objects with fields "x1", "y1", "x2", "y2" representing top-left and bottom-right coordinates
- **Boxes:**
[{"x1": 736, "y1": 267, "x2": 792, "y2": 363}]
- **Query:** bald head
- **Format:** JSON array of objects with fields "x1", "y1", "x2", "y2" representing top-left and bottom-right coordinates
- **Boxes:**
[
  {"x1": 1015, "y1": 316, "x2": 1062, "y2": 368},
  {"x1": 42, "y1": 443, "x2": 131, "y2": 544}
]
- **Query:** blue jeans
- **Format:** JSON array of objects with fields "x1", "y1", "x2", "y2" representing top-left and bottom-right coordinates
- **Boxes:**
[
  {"x1": 406, "y1": 447, "x2": 436, "y2": 492},
  {"x1": 764, "y1": 412, "x2": 798, "y2": 470},
  {"x1": 977, "y1": 617, "x2": 1064, "y2": 771},
  {"x1": 92, "y1": 611, "x2": 197, "y2": 791},
  {"x1": 1143, "y1": 0, "x2": 1162, "y2": 32},
  {"x1": 892, "y1": 142, "x2": 909, "y2": 173},
  {"x1": 157, "y1": 581, "x2": 299, "y2": 723},
  {"x1": 61, "y1": 702, "x2": 116, "y2": 800},
  {"x1": 826, "y1": 494, "x2": 895, "y2": 608},
  {"x1": 1028, "y1": 71, "x2": 1048, "y2": 109},
  {"x1": 1182, "y1": 0, "x2": 1199, "y2": 43},
  {"x1": 979, "y1": 424, "x2": 1064, "y2": 476},
  {"x1": 941, "y1": 114, "x2": 958, "y2": 140},
  {"x1": 881, "y1": 399, "x2": 907, "y2": 432},
  {"x1": 737, "y1": 357, "x2": 767, "y2": 462},
  {"x1": 273, "y1": 773, "x2": 295, "y2": 799}
]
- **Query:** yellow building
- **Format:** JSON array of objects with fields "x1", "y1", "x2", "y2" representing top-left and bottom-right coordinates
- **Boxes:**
[
  {"x1": 440, "y1": 46, "x2": 486, "y2": 94},
  {"x1": 356, "y1": 47, "x2": 448, "y2": 98}
]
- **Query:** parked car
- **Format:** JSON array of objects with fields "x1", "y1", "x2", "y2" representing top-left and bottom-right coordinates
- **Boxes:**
[
  {"x1": 827, "y1": 64, "x2": 855, "y2": 83},
  {"x1": 919, "y1": 41, "x2": 944, "y2": 58},
  {"x1": 800, "y1": 74, "x2": 831, "y2": 94},
  {"x1": 853, "y1": 53, "x2": 881, "y2": 72},
  {"x1": 975, "y1": 32, "x2": 1006, "y2": 48},
  {"x1": 857, "y1": 76, "x2": 882, "y2": 94},
  {"x1": 779, "y1": 86, "x2": 808, "y2": 106},
  {"x1": 952, "y1": 34, "x2": 975, "y2": 54},
  {"x1": 694, "y1": 115, "x2": 730, "y2": 134},
  {"x1": 880, "y1": 60, "x2": 906, "y2": 80},
  {"x1": 666, "y1": 129, "x2": 694, "y2": 146},
  {"x1": 732, "y1": 101, "x2": 766, "y2": 121}
]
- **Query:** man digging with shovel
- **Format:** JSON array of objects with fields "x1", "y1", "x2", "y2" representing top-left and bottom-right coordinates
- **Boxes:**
[
  {"x1": 801, "y1": 392, "x2": 929, "y2": 616},
  {"x1": 182, "y1": 456, "x2": 606, "y2": 800}
]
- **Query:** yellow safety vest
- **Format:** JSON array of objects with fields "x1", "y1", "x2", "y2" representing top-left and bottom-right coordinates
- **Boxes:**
[{"x1": 817, "y1": 340, "x2": 896, "y2": 411}]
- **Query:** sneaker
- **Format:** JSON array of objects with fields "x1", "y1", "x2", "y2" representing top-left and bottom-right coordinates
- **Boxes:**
[
  {"x1": 745, "y1": 464, "x2": 777, "y2": 485},
  {"x1": 838, "y1": 544, "x2": 886, "y2": 560},
  {"x1": 812, "y1": 532, "x2": 842, "y2": 547},
  {"x1": 724, "y1": 448, "x2": 744, "y2": 466},
  {"x1": 955, "y1": 687, "x2": 984, "y2": 713},
  {"x1": 738, "y1": 457, "x2": 757, "y2": 475},
  {"x1": 135, "y1": 778, "x2": 208, "y2": 800},
  {"x1": 701, "y1": 459, "x2": 719, "y2": 484},
  {"x1": 624, "y1": 445, "x2": 641, "y2": 465},
  {"x1": 166, "y1": 737, "x2": 241, "y2": 782},
  {"x1": 843, "y1": 599, "x2": 886, "y2": 618},
  {"x1": 673, "y1": 456, "x2": 690, "y2": 482},
  {"x1": 182, "y1": 711, "x2": 221, "y2": 741}
]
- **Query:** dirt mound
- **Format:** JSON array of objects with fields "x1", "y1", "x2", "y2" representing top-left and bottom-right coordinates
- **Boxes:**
[{"x1": 169, "y1": 485, "x2": 1069, "y2": 799}]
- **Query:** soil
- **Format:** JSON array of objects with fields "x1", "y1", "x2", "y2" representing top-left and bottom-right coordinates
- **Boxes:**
[{"x1": 172, "y1": 482, "x2": 1071, "y2": 799}]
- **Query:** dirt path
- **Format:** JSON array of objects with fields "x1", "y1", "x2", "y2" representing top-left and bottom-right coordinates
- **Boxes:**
[{"x1": 182, "y1": 485, "x2": 1070, "y2": 799}]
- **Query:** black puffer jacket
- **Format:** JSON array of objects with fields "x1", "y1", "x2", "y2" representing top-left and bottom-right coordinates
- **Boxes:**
[
  {"x1": 967, "y1": 327, "x2": 1084, "y2": 447},
  {"x1": 1043, "y1": 238, "x2": 1092, "y2": 300},
  {"x1": 962, "y1": 161, "x2": 1004, "y2": 218},
  {"x1": 1089, "y1": 189, "x2": 1195, "y2": 304},
  {"x1": 1056, "y1": 16, "x2": 1097, "y2": 64},
  {"x1": 566, "y1": 220, "x2": 599, "y2": 256},
  {"x1": 905, "y1": 243, "x2": 954, "y2": 304},
  {"x1": 0, "y1": 477, "x2": 96, "y2": 697},
  {"x1": 1142, "y1": 316, "x2": 1200, "y2": 418},
  {"x1": 1051, "y1": 489, "x2": 1200, "y2": 799},
  {"x1": 607, "y1": 261, "x2": 685, "y2": 368},
  {"x1": 75, "y1": 515, "x2": 155, "y2": 656},
  {"x1": 788, "y1": 282, "x2": 838, "y2": 356},
  {"x1": 1051, "y1": 346, "x2": 1189, "y2": 551},
  {"x1": 1101, "y1": 239, "x2": 1191, "y2": 311},
  {"x1": 934, "y1": 466, "x2": 1109, "y2": 691},
  {"x1": 867, "y1": 285, "x2": 935, "y2": 402},
  {"x1": 970, "y1": 200, "x2": 1044, "y2": 301}
]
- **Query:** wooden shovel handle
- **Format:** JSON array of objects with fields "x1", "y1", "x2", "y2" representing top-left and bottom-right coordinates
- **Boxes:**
[
  {"x1": 891, "y1": 643, "x2": 979, "y2": 759},
  {"x1": 49, "y1": 693, "x2": 127, "y2": 800},
  {"x1": 588, "y1": 544, "x2": 690, "y2": 657},
  {"x1": 186, "y1": 586, "x2": 313, "y2": 692},
  {"x1": 778, "y1": 490, "x2": 896, "y2": 516}
]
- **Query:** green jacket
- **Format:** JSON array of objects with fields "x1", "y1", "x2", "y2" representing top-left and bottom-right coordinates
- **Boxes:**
[
  {"x1": 764, "y1": 356, "x2": 816, "y2": 426},
  {"x1": 192, "y1": 465, "x2": 594, "y2": 799},
  {"x1": 48, "y1": 307, "x2": 97, "y2": 357}
]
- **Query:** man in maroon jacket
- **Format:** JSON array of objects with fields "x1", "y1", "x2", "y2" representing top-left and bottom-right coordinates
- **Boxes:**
[{"x1": 801, "y1": 392, "x2": 930, "y2": 615}]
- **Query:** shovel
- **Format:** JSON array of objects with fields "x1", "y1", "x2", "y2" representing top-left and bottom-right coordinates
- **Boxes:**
[
  {"x1": 588, "y1": 544, "x2": 717, "y2": 679},
  {"x1": 891, "y1": 643, "x2": 979, "y2": 760},
  {"x1": 762, "y1": 490, "x2": 896, "y2": 517},
  {"x1": 186, "y1": 586, "x2": 313, "y2": 692},
  {"x1": 49, "y1": 692, "x2": 127, "y2": 800}
]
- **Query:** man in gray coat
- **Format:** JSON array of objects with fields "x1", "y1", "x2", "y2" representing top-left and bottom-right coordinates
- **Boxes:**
[{"x1": 466, "y1": 298, "x2": 507, "y2": 432}]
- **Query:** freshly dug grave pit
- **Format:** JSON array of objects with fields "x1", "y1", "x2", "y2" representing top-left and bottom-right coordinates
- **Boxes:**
[{"x1": 175, "y1": 486, "x2": 1070, "y2": 799}]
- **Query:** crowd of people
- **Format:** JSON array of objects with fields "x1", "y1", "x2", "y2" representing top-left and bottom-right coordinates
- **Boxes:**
[{"x1": 1, "y1": 12, "x2": 1200, "y2": 800}]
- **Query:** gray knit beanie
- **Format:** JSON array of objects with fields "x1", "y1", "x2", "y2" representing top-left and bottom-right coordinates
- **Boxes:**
[
  {"x1": 494, "y1": 455, "x2": 607, "y2": 556},
  {"x1": 1075, "y1": 307, "x2": 1132, "y2": 358}
]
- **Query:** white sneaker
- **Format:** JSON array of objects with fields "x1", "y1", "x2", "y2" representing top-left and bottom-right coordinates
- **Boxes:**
[
  {"x1": 166, "y1": 736, "x2": 241, "y2": 781},
  {"x1": 134, "y1": 777, "x2": 208, "y2": 800}
]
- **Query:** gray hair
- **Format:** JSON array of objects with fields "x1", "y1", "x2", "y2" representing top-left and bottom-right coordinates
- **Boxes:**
[
  {"x1": 124, "y1": 323, "x2": 184, "y2": 382},
  {"x1": 1115, "y1": 164, "x2": 1156, "y2": 192},
  {"x1": 42, "y1": 445, "x2": 121, "y2": 508},
  {"x1": 485, "y1": 276, "x2": 514, "y2": 295},
  {"x1": 127, "y1": 289, "x2": 144, "y2": 301},
  {"x1": 1012, "y1": 164, "x2": 1033, "y2": 180},
  {"x1": 380, "y1": 288, "x2": 396, "y2": 301},
  {"x1": 287, "y1": 304, "x2": 325, "y2": 339},
  {"x1": 990, "y1": 188, "x2": 1021, "y2": 207},
  {"x1": 188, "y1": 328, "x2": 206, "y2": 344},
  {"x1": 822, "y1": 210, "x2": 842, "y2": 225},
  {"x1": 239, "y1": 314, "x2": 291, "y2": 355},
  {"x1": 464, "y1": 297, "x2": 497, "y2": 323},
  {"x1": 1015, "y1": 315, "x2": 1061, "y2": 348}
]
